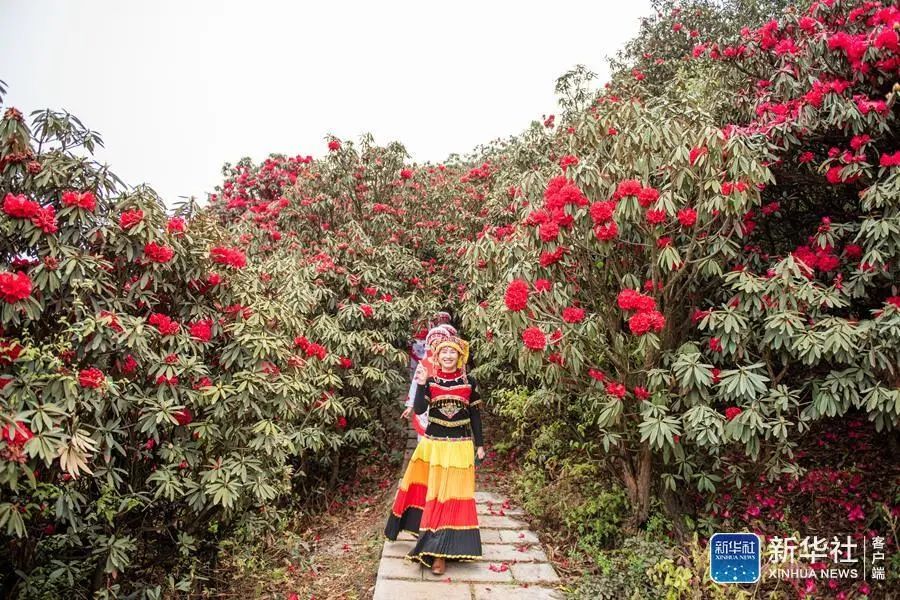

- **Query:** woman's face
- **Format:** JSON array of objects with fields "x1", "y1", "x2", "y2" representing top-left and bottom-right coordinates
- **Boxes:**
[{"x1": 438, "y1": 346, "x2": 459, "y2": 370}]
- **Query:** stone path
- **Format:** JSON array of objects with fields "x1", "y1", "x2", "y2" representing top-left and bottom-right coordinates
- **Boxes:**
[{"x1": 373, "y1": 427, "x2": 563, "y2": 599}]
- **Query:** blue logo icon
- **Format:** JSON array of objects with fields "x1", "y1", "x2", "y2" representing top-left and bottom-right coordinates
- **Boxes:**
[{"x1": 710, "y1": 533, "x2": 761, "y2": 584}]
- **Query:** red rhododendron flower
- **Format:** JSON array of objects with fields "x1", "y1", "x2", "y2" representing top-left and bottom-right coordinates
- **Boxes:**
[
  {"x1": 880, "y1": 151, "x2": 900, "y2": 167},
  {"x1": 559, "y1": 155, "x2": 579, "y2": 171},
  {"x1": 617, "y1": 289, "x2": 656, "y2": 312},
  {"x1": 0, "y1": 271, "x2": 32, "y2": 304},
  {"x1": 399, "y1": 168, "x2": 413, "y2": 179},
  {"x1": 539, "y1": 220, "x2": 559, "y2": 242},
  {"x1": 78, "y1": 367, "x2": 105, "y2": 389},
  {"x1": 167, "y1": 216, "x2": 186, "y2": 234},
  {"x1": 144, "y1": 242, "x2": 175, "y2": 263},
  {"x1": 633, "y1": 386, "x2": 650, "y2": 400},
  {"x1": 615, "y1": 180, "x2": 643, "y2": 198},
  {"x1": 188, "y1": 319, "x2": 213, "y2": 342},
  {"x1": 798, "y1": 151, "x2": 815, "y2": 163},
  {"x1": 148, "y1": 313, "x2": 180, "y2": 335},
  {"x1": 588, "y1": 368, "x2": 606, "y2": 382},
  {"x1": 336, "y1": 416, "x2": 348, "y2": 430},
  {"x1": 61, "y1": 190, "x2": 97, "y2": 211},
  {"x1": 637, "y1": 187, "x2": 660, "y2": 208},
  {"x1": 504, "y1": 279, "x2": 529, "y2": 311},
  {"x1": 593, "y1": 221, "x2": 618, "y2": 241},
  {"x1": 590, "y1": 200, "x2": 616, "y2": 224},
  {"x1": 31, "y1": 205, "x2": 58, "y2": 234},
  {"x1": 725, "y1": 406, "x2": 742, "y2": 421},
  {"x1": 1, "y1": 421, "x2": 33, "y2": 446},
  {"x1": 121, "y1": 354, "x2": 138, "y2": 373},
  {"x1": 339, "y1": 356, "x2": 353, "y2": 369},
  {"x1": 522, "y1": 326, "x2": 546, "y2": 350},
  {"x1": 605, "y1": 381, "x2": 627, "y2": 398},
  {"x1": 628, "y1": 309, "x2": 666, "y2": 335},
  {"x1": 210, "y1": 246, "x2": 247, "y2": 268},
  {"x1": 174, "y1": 408, "x2": 193, "y2": 426},
  {"x1": 646, "y1": 209, "x2": 667, "y2": 225},
  {"x1": 119, "y1": 209, "x2": 144, "y2": 230},
  {"x1": 677, "y1": 207, "x2": 697, "y2": 227},
  {"x1": 534, "y1": 279, "x2": 552, "y2": 293},
  {"x1": 689, "y1": 147, "x2": 707, "y2": 165},
  {"x1": 360, "y1": 304, "x2": 373, "y2": 318},
  {"x1": 328, "y1": 140, "x2": 341, "y2": 151},
  {"x1": 305, "y1": 342, "x2": 327, "y2": 360},
  {"x1": 3, "y1": 193, "x2": 39, "y2": 218},
  {"x1": 562, "y1": 306, "x2": 585, "y2": 323},
  {"x1": 709, "y1": 337, "x2": 723, "y2": 352}
]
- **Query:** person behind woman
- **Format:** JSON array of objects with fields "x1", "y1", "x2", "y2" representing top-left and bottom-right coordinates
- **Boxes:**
[
  {"x1": 402, "y1": 323, "x2": 457, "y2": 440},
  {"x1": 384, "y1": 333, "x2": 485, "y2": 575}
]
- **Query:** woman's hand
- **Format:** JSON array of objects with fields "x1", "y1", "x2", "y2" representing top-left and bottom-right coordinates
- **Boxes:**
[
  {"x1": 476, "y1": 446, "x2": 485, "y2": 461},
  {"x1": 414, "y1": 364, "x2": 427, "y2": 385},
  {"x1": 401, "y1": 407, "x2": 412, "y2": 419}
]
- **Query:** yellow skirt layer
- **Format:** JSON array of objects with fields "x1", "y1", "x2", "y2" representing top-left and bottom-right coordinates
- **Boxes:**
[{"x1": 410, "y1": 436, "x2": 474, "y2": 470}]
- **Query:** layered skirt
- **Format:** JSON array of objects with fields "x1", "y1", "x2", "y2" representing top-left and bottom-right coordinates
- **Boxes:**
[{"x1": 384, "y1": 435, "x2": 482, "y2": 567}]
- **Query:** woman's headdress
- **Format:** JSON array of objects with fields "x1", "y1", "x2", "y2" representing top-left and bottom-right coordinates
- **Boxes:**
[{"x1": 433, "y1": 334, "x2": 470, "y2": 372}]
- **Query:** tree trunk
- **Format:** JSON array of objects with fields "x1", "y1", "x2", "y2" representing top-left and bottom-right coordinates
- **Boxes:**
[{"x1": 620, "y1": 443, "x2": 653, "y2": 527}]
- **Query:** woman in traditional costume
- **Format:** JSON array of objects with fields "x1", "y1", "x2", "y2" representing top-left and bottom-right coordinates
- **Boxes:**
[{"x1": 385, "y1": 333, "x2": 485, "y2": 575}]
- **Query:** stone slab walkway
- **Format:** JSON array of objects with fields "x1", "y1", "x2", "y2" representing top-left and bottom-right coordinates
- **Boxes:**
[{"x1": 373, "y1": 427, "x2": 563, "y2": 600}]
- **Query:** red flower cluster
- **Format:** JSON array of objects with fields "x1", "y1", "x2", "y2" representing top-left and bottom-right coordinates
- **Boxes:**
[
  {"x1": 61, "y1": 190, "x2": 97, "y2": 211},
  {"x1": 188, "y1": 319, "x2": 213, "y2": 342},
  {"x1": 174, "y1": 408, "x2": 193, "y2": 426},
  {"x1": 328, "y1": 140, "x2": 341, "y2": 151},
  {"x1": 559, "y1": 155, "x2": 579, "y2": 171},
  {"x1": 360, "y1": 304, "x2": 373, "y2": 318},
  {"x1": 78, "y1": 367, "x2": 105, "y2": 389},
  {"x1": 725, "y1": 406, "x2": 742, "y2": 421},
  {"x1": 617, "y1": 289, "x2": 664, "y2": 336},
  {"x1": 144, "y1": 242, "x2": 174, "y2": 263},
  {"x1": 210, "y1": 246, "x2": 247, "y2": 268},
  {"x1": 1, "y1": 422, "x2": 33, "y2": 446},
  {"x1": 677, "y1": 207, "x2": 697, "y2": 227},
  {"x1": 2, "y1": 193, "x2": 58, "y2": 233},
  {"x1": 3, "y1": 193, "x2": 39, "y2": 218},
  {"x1": 400, "y1": 168, "x2": 413, "y2": 179},
  {"x1": 167, "y1": 216, "x2": 186, "y2": 234},
  {"x1": 605, "y1": 381, "x2": 627, "y2": 399},
  {"x1": 534, "y1": 279, "x2": 552, "y2": 293},
  {"x1": 148, "y1": 313, "x2": 180, "y2": 336},
  {"x1": 0, "y1": 271, "x2": 32, "y2": 304},
  {"x1": 562, "y1": 306, "x2": 585, "y2": 323},
  {"x1": 119, "y1": 209, "x2": 144, "y2": 230},
  {"x1": 504, "y1": 279, "x2": 529, "y2": 311},
  {"x1": 522, "y1": 326, "x2": 546, "y2": 351}
]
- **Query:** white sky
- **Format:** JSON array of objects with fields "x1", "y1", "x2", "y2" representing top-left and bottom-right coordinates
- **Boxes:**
[{"x1": 1, "y1": 1, "x2": 652, "y2": 207}]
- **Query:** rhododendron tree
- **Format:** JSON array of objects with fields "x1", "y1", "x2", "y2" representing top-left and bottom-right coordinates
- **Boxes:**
[{"x1": 463, "y1": 0, "x2": 899, "y2": 531}]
